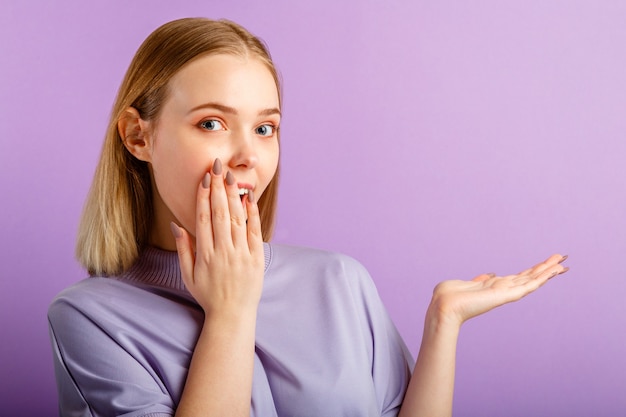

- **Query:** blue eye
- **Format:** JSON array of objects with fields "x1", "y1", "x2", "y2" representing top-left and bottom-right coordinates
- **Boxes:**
[
  {"x1": 200, "y1": 119, "x2": 224, "y2": 131},
  {"x1": 256, "y1": 124, "x2": 275, "y2": 137}
]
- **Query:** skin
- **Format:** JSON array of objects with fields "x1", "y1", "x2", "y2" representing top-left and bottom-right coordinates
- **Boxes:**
[{"x1": 121, "y1": 52, "x2": 569, "y2": 417}]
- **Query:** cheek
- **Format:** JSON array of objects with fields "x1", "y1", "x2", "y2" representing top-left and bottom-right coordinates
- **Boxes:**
[
  {"x1": 259, "y1": 143, "x2": 280, "y2": 193},
  {"x1": 152, "y1": 155, "x2": 206, "y2": 231}
]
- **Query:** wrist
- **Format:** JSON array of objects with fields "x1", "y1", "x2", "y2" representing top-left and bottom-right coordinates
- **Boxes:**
[
  {"x1": 203, "y1": 306, "x2": 258, "y2": 331},
  {"x1": 425, "y1": 301, "x2": 463, "y2": 334}
]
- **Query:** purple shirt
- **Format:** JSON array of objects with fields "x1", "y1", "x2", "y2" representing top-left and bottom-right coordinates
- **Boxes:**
[{"x1": 48, "y1": 243, "x2": 413, "y2": 416}]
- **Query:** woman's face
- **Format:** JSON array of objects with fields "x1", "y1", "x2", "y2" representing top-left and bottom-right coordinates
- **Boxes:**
[{"x1": 145, "y1": 53, "x2": 280, "y2": 250}]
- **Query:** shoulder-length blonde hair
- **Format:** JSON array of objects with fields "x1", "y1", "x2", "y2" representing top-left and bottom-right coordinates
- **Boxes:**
[{"x1": 76, "y1": 18, "x2": 282, "y2": 276}]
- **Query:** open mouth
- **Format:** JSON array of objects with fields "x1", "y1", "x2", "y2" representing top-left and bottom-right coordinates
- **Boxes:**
[{"x1": 238, "y1": 188, "x2": 249, "y2": 202}]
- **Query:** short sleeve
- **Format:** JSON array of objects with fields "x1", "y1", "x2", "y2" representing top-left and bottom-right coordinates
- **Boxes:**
[
  {"x1": 346, "y1": 258, "x2": 415, "y2": 416},
  {"x1": 47, "y1": 280, "x2": 186, "y2": 417},
  {"x1": 257, "y1": 244, "x2": 414, "y2": 417}
]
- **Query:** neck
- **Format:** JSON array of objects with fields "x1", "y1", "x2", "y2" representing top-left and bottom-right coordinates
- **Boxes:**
[
  {"x1": 149, "y1": 177, "x2": 180, "y2": 252},
  {"x1": 118, "y1": 243, "x2": 273, "y2": 291}
]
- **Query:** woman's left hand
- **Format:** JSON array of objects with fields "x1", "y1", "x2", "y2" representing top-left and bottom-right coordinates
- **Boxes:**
[
  {"x1": 428, "y1": 254, "x2": 569, "y2": 328},
  {"x1": 399, "y1": 254, "x2": 569, "y2": 417}
]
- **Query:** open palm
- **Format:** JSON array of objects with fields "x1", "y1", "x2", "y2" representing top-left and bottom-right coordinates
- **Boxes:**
[{"x1": 430, "y1": 254, "x2": 568, "y2": 326}]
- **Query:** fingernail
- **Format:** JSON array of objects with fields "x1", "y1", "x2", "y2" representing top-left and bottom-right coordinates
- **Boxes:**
[
  {"x1": 558, "y1": 266, "x2": 570, "y2": 275},
  {"x1": 212, "y1": 158, "x2": 222, "y2": 175},
  {"x1": 487, "y1": 272, "x2": 496, "y2": 278},
  {"x1": 170, "y1": 222, "x2": 183, "y2": 239},
  {"x1": 225, "y1": 171, "x2": 235, "y2": 186},
  {"x1": 559, "y1": 255, "x2": 568, "y2": 264},
  {"x1": 202, "y1": 172, "x2": 211, "y2": 189},
  {"x1": 248, "y1": 189, "x2": 255, "y2": 204}
]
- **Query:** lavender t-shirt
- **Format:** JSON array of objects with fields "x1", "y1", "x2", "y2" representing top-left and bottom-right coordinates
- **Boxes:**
[{"x1": 48, "y1": 243, "x2": 414, "y2": 416}]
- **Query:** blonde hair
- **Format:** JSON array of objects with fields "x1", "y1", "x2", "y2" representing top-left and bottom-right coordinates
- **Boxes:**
[{"x1": 76, "y1": 18, "x2": 282, "y2": 276}]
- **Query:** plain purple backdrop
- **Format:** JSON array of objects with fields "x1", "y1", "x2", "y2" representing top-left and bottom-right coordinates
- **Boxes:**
[{"x1": 1, "y1": 1, "x2": 625, "y2": 416}]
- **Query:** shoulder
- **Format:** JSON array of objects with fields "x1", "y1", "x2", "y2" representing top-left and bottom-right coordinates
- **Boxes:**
[
  {"x1": 267, "y1": 243, "x2": 368, "y2": 274},
  {"x1": 49, "y1": 276, "x2": 137, "y2": 313},
  {"x1": 265, "y1": 243, "x2": 377, "y2": 295},
  {"x1": 48, "y1": 278, "x2": 128, "y2": 341},
  {"x1": 48, "y1": 276, "x2": 195, "y2": 334},
  {"x1": 49, "y1": 277, "x2": 124, "y2": 315}
]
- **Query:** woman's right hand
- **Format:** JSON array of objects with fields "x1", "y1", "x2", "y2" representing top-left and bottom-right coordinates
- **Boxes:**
[
  {"x1": 171, "y1": 158, "x2": 263, "y2": 416},
  {"x1": 170, "y1": 158, "x2": 265, "y2": 317}
]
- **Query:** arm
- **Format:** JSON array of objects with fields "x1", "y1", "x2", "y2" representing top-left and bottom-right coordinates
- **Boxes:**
[
  {"x1": 399, "y1": 255, "x2": 569, "y2": 417},
  {"x1": 172, "y1": 161, "x2": 265, "y2": 417}
]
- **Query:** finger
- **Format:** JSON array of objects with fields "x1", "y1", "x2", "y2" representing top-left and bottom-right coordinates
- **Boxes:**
[
  {"x1": 530, "y1": 254, "x2": 567, "y2": 279},
  {"x1": 511, "y1": 262, "x2": 568, "y2": 289},
  {"x1": 471, "y1": 272, "x2": 496, "y2": 283},
  {"x1": 542, "y1": 265, "x2": 570, "y2": 280},
  {"x1": 195, "y1": 171, "x2": 214, "y2": 254},
  {"x1": 224, "y1": 171, "x2": 248, "y2": 248},
  {"x1": 208, "y1": 158, "x2": 233, "y2": 249},
  {"x1": 517, "y1": 254, "x2": 566, "y2": 276},
  {"x1": 245, "y1": 190, "x2": 264, "y2": 257},
  {"x1": 170, "y1": 222, "x2": 196, "y2": 286},
  {"x1": 496, "y1": 271, "x2": 550, "y2": 303}
]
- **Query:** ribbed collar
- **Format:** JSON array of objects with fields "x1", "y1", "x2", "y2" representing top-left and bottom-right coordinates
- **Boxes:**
[{"x1": 118, "y1": 243, "x2": 273, "y2": 292}]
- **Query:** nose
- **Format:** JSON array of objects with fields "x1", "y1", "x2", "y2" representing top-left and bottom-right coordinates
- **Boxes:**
[{"x1": 227, "y1": 130, "x2": 258, "y2": 170}]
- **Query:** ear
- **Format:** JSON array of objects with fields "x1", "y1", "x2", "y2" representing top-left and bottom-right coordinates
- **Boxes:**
[{"x1": 118, "y1": 107, "x2": 153, "y2": 162}]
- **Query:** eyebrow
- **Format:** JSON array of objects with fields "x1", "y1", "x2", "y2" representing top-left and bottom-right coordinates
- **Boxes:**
[{"x1": 189, "y1": 102, "x2": 281, "y2": 117}]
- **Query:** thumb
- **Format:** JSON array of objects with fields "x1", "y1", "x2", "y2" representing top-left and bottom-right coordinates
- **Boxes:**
[
  {"x1": 170, "y1": 222, "x2": 195, "y2": 286},
  {"x1": 471, "y1": 272, "x2": 496, "y2": 283}
]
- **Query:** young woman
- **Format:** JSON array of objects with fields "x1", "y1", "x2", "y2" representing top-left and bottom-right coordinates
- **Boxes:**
[{"x1": 48, "y1": 18, "x2": 568, "y2": 417}]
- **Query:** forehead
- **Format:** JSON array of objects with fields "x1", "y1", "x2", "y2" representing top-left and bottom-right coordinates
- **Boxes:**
[{"x1": 165, "y1": 53, "x2": 280, "y2": 112}]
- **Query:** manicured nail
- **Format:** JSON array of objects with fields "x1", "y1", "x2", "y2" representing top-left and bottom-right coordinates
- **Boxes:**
[
  {"x1": 559, "y1": 255, "x2": 568, "y2": 264},
  {"x1": 212, "y1": 158, "x2": 222, "y2": 175},
  {"x1": 170, "y1": 222, "x2": 183, "y2": 239},
  {"x1": 248, "y1": 189, "x2": 255, "y2": 204},
  {"x1": 225, "y1": 171, "x2": 235, "y2": 186},
  {"x1": 558, "y1": 266, "x2": 570, "y2": 275},
  {"x1": 202, "y1": 172, "x2": 211, "y2": 189}
]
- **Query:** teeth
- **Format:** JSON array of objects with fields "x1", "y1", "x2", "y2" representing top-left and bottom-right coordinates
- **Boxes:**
[{"x1": 238, "y1": 188, "x2": 249, "y2": 196}]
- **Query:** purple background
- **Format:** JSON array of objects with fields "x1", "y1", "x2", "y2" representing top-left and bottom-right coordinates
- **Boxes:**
[{"x1": 1, "y1": 1, "x2": 625, "y2": 415}]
